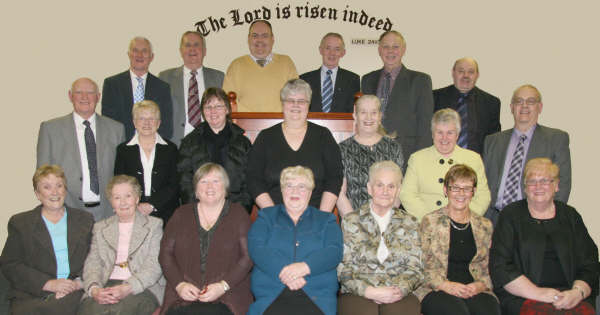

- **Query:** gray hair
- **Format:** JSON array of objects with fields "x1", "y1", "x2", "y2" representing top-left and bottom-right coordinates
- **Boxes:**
[
  {"x1": 431, "y1": 108, "x2": 461, "y2": 134},
  {"x1": 368, "y1": 160, "x2": 403, "y2": 186},
  {"x1": 128, "y1": 36, "x2": 153, "y2": 54},
  {"x1": 280, "y1": 79, "x2": 312, "y2": 102}
]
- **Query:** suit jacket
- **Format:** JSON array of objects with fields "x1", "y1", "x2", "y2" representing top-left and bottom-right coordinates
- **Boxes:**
[
  {"x1": 114, "y1": 139, "x2": 180, "y2": 223},
  {"x1": 489, "y1": 200, "x2": 598, "y2": 314},
  {"x1": 361, "y1": 65, "x2": 434, "y2": 161},
  {"x1": 414, "y1": 208, "x2": 495, "y2": 301},
  {"x1": 159, "y1": 202, "x2": 252, "y2": 315},
  {"x1": 433, "y1": 85, "x2": 501, "y2": 154},
  {"x1": 483, "y1": 124, "x2": 571, "y2": 225},
  {"x1": 101, "y1": 70, "x2": 173, "y2": 140},
  {"x1": 158, "y1": 66, "x2": 225, "y2": 146},
  {"x1": 300, "y1": 67, "x2": 360, "y2": 113},
  {"x1": 0, "y1": 206, "x2": 94, "y2": 300},
  {"x1": 82, "y1": 211, "x2": 165, "y2": 303},
  {"x1": 37, "y1": 113, "x2": 125, "y2": 220}
]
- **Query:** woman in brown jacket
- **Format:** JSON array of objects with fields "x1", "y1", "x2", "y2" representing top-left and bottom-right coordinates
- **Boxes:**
[{"x1": 159, "y1": 163, "x2": 253, "y2": 315}]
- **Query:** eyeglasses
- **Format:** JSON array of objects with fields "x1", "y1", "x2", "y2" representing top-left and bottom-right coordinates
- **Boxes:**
[
  {"x1": 525, "y1": 178, "x2": 555, "y2": 187},
  {"x1": 448, "y1": 185, "x2": 475, "y2": 193},
  {"x1": 283, "y1": 99, "x2": 309, "y2": 106},
  {"x1": 512, "y1": 97, "x2": 539, "y2": 106},
  {"x1": 204, "y1": 104, "x2": 227, "y2": 111},
  {"x1": 283, "y1": 183, "x2": 311, "y2": 193}
]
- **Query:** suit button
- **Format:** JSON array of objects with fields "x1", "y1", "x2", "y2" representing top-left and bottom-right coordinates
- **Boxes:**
[
  {"x1": 436, "y1": 201, "x2": 442, "y2": 206},
  {"x1": 438, "y1": 178, "x2": 444, "y2": 183}
]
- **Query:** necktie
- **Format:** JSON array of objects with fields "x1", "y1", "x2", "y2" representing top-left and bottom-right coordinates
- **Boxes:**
[
  {"x1": 501, "y1": 135, "x2": 528, "y2": 208},
  {"x1": 379, "y1": 72, "x2": 392, "y2": 117},
  {"x1": 188, "y1": 70, "x2": 201, "y2": 127},
  {"x1": 83, "y1": 120, "x2": 99, "y2": 194},
  {"x1": 257, "y1": 59, "x2": 266, "y2": 67},
  {"x1": 133, "y1": 77, "x2": 144, "y2": 103},
  {"x1": 457, "y1": 93, "x2": 469, "y2": 148},
  {"x1": 321, "y1": 70, "x2": 333, "y2": 113}
]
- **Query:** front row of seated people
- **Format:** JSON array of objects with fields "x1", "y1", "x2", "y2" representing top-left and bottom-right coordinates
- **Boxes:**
[{"x1": 1, "y1": 158, "x2": 596, "y2": 315}]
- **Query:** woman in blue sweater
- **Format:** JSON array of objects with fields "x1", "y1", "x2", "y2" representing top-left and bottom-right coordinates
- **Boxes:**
[{"x1": 248, "y1": 165, "x2": 343, "y2": 315}]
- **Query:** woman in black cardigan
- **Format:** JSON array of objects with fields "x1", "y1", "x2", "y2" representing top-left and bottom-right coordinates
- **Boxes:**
[
  {"x1": 114, "y1": 100, "x2": 179, "y2": 223},
  {"x1": 177, "y1": 87, "x2": 252, "y2": 212},
  {"x1": 489, "y1": 158, "x2": 598, "y2": 315}
]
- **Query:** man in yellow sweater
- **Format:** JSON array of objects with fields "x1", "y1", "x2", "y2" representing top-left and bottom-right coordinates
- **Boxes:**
[{"x1": 223, "y1": 20, "x2": 298, "y2": 112}]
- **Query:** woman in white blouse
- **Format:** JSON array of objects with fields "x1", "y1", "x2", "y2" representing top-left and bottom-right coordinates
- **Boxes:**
[{"x1": 114, "y1": 100, "x2": 179, "y2": 224}]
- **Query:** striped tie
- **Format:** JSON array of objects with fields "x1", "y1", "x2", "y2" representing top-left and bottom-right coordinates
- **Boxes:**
[
  {"x1": 457, "y1": 93, "x2": 468, "y2": 148},
  {"x1": 188, "y1": 70, "x2": 201, "y2": 127},
  {"x1": 501, "y1": 135, "x2": 528, "y2": 208},
  {"x1": 133, "y1": 77, "x2": 144, "y2": 103},
  {"x1": 322, "y1": 70, "x2": 333, "y2": 112}
]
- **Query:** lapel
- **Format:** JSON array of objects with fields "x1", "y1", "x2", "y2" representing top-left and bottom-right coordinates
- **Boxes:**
[
  {"x1": 314, "y1": 68, "x2": 323, "y2": 100},
  {"x1": 101, "y1": 215, "x2": 120, "y2": 253},
  {"x1": 524, "y1": 124, "x2": 542, "y2": 162},
  {"x1": 31, "y1": 207, "x2": 55, "y2": 261},
  {"x1": 66, "y1": 208, "x2": 88, "y2": 266},
  {"x1": 128, "y1": 212, "x2": 150, "y2": 257},
  {"x1": 331, "y1": 68, "x2": 345, "y2": 110},
  {"x1": 172, "y1": 67, "x2": 184, "y2": 109},
  {"x1": 366, "y1": 69, "x2": 382, "y2": 93},
  {"x1": 119, "y1": 71, "x2": 134, "y2": 107},
  {"x1": 494, "y1": 129, "x2": 513, "y2": 185},
  {"x1": 431, "y1": 210, "x2": 451, "y2": 269},
  {"x1": 470, "y1": 215, "x2": 488, "y2": 263},
  {"x1": 357, "y1": 204, "x2": 381, "y2": 249},
  {"x1": 145, "y1": 73, "x2": 158, "y2": 99},
  {"x1": 95, "y1": 116, "x2": 108, "y2": 175},
  {"x1": 127, "y1": 144, "x2": 145, "y2": 186},
  {"x1": 65, "y1": 114, "x2": 83, "y2": 182},
  {"x1": 548, "y1": 203, "x2": 575, "y2": 283}
]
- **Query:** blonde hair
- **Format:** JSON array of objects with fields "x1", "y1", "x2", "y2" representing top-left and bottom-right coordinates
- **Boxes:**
[
  {"x1": 280, "y1": 166, "x2": 315, "y2": 190},
  {"x1": 355, "y1": 95, "x2": 395, "y2": 138},
  {"x1": 33, "y1": 164, "x2": 66, "y2": 191},
  {"x1": 524, "y1": 158, "x2": 559, "y2": 181},
  {"x1": 132, "y1": 100, "x2": 161, "y2": 120}
]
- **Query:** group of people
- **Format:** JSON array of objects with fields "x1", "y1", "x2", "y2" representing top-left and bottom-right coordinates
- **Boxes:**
[{"x1": 0, "y1": 18, "x2": 596, "y2": 315}]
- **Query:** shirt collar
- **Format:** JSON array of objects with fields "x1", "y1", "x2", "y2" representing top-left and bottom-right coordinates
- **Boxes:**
[
  {"x1": 73, "y1": 112, "x2": 96, "y2": 125},
  {"x1": 183, "y1": 65, "x2": 203, "y2": 76},
  {"x1": 129, "y1": 70, "x2": 148, "y2": 80},
  {"x1": 250, "y1": 53, "x2": 273, "y2": 63},
  {"x1": 126, "y1": 131, "x2": 167, "y2": 146},
  {"x1": 321, "y1": 65, "x2": 339, "y2": 74}
]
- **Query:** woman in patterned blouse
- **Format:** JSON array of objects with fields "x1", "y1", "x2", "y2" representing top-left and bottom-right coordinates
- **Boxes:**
[{"x1": 337, "y1": 95, "x2": 404, "y2": 216}]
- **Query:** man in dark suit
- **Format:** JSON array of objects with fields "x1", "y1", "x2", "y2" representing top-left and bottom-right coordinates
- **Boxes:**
[
  {"x1": 433, "y1": 57, "x2": 501, "y2": 154},
  {"x1": 101, "y1": 36, "x2": 173, "y2": 140},
  {"x1": 361, "y1": 30, "x2": 434, "y2": 161},
  {"x1": 483, "y1": 84, "x2": 571, "y2": 225},
  {"x1": 300, "y1": 32, "x2": 359, "y2": 113},
  {"x1": 159, "y1": 31, "x2": 224, "y2": 146},
  {"x1": 37, "y1": 78, "x2": 125, "y2": 220}
]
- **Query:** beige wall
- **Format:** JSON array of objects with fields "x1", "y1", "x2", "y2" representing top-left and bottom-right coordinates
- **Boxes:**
[{"x1": 2, "y1": 0, "x2": 599, "y2": 244}]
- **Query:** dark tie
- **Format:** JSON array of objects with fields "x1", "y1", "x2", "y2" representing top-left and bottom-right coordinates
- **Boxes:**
[
  {"x1": 321, "y1": 70, "x2": 333, "y2": 112},
  {"x1": 257, "y1": 59, "x2": 266, "y2": 67},
  {"x1": 501, "y1": 135, "x2": 528, "y2": 208},
  {"x1": 188, "y1": 70, "x2": 201, "y2": 127},
  {"x1": 379, "y1": 72, "x2": 392, "y2": 117},
  {"x1": 457, "y1": 93, "x2": 469, "y2": 148},
  {"x1": 83, "y1": 120, "x2": 99, "y2": 194}
]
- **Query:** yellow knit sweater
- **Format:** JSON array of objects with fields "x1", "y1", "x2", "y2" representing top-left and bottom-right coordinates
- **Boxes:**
[{"x1": 223, "y1": 54, "x2": 298, "y2": 112}]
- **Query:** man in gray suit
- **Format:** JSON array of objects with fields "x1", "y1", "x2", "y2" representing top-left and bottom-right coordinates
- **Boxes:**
[
  {"x1": 37, "y1": 78, "x2": 125, "y2": 220},
  {"x1": 159, "y1": 31, "x2": 224, "y2": 146},
  {"x1": 483, "y1": 84, "x2": 571, "y2": 225},
  {"x1": 361, "y1": 30, "x2": 434, "y2": 162}
]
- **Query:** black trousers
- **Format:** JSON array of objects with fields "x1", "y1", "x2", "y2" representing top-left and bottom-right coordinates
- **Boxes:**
[
  {"x1": 264, "y1": 288, "x2": 324, "y2": 315},
  {"x1": 165, "y1": 301, "x2": 233, "y2": 315},
  {"x1": 421, "y1": 291, "x2": 501, "y2": 315}
]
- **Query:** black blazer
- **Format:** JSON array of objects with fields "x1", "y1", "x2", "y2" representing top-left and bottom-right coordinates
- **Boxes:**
[
  {"x1": 101, "y1": 70, "x2": 173, "y2": 140},
  {"x1": 489, "y1": 200, "x2": 599, "y2": 314},
  {"x1": 114, "y1": 139, "x2": 180, "y2": 223},
  {"x1": 300, "y1": 67, "x2": 360, "y2": 113},
  {"x1": 0, "y1": 206, "x2": 93, "y2": 300},
  {"x1": 434, "y1": 85, "x2": 501, "y2": 154}
]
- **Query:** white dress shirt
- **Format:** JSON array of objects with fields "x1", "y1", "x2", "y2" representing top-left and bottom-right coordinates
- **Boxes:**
[
  {"x1": 126, "y1": 132, "x2": 168, "y2": 197},
  {"x1": 320, "y1": 65, "x2": 339, "y2": 91},
  {"x1": 183, "y1": 66, "x2": 206, "y2": 136},
  {"x1": 73, "y1": 112, "x2": 100, "y2": 203},
  {"x1": 129, "y1": 70, "x2": 148, "y2": 97}
]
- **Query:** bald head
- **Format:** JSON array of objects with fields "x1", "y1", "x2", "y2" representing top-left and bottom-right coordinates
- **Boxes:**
[
  {"x1": 452, "y1": 57, "x2": 479, "y2": 93},
  {"x1": 69, "y1": 78, "x2": 100, "y2": 120}
]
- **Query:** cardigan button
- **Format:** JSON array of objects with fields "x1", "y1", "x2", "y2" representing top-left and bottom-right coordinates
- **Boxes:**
[
  {"x1": 439, "y1": 159, "x2": 445, "y2": 165},
  {"x1": 436, "y1": 200, "x2": 442, "y2": 206},
  {"x1": 438, "y1": 178, "x2": 444, "y2": 184}
]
